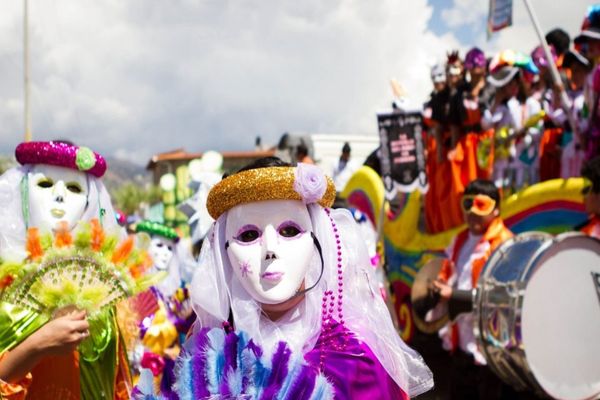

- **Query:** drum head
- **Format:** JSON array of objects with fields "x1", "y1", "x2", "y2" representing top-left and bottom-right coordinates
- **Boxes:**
[
  {"x1": 522, "y1": 234, "x2": 600, "y2": 400},
  {"x1": 411, "y1": 258, "x2": 449, "y2": 334}
]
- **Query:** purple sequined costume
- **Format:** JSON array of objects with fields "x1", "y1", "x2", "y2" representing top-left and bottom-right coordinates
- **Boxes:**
[{"x1": 305, "y1": 321, "x2": 409, "y2": 400}]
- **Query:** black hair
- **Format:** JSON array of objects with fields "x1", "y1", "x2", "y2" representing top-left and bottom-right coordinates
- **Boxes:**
[
  {"x1": 464, "y1": 179, "x2": 500, "y2": 208},
  {"x1": 236, "y1": 156, "x2": 291, "y2": 173},
  {"x1": 296, "y1": 144, "x2": 309, "y2": 157},
  {"x1": 581, "y1": 156, "x2": 600, "y2": 193},
  {"x1": 342, "y1": 142, "x2": 351, "y2": 153},
  {"x1": 363, "y1": 147, "x2": 381, "y2": 176},
  {"x1": 277, "y1": 133, "x2": 290, "y2": 150},
  {"x1": 545, "y1": 28, "x2": 570, "y2": 56}
]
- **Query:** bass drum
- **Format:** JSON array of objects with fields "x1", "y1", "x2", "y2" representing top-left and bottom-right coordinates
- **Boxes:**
[{"x1": 473, "y1": 232, "x2": 600, "y2": 400}]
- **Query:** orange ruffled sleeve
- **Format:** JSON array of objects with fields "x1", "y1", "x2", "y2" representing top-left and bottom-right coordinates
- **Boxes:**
[{"x1": 0, "y1": 352, "x2": 33, "y2": 400}]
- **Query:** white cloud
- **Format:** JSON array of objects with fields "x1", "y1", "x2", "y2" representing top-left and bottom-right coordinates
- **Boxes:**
[
  {"x1": 0, "y1": 0, "x2": 461, "y2": 164},
  {"x1": 441, "y1": 0, "x2": 488, "y2": 28}
]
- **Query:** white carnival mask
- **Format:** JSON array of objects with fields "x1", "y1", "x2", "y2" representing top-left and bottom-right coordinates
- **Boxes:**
[
  {"x1": 149, "y1": 236, "x2": 176, "y2": 271},
  {"x1": 225, "y1": 199, "x2": 314, "y2": 305},
  {"x1": 27, "y1": 164, "x2": 89, "y2": 232}
]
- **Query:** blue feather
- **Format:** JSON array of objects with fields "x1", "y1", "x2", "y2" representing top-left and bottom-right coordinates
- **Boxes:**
[
  {"x1": 205, "y1": 328, "x2": 226, "y2": 393},
  {"x1": 132, "y1": 368, "x2": 163, "y2": 400},
  {"x1": 173, "y1": 354, "x2": 193, "y2": 400},
  {"x1": 240, "y1": 346, "x2": 260, "y2": 398}
]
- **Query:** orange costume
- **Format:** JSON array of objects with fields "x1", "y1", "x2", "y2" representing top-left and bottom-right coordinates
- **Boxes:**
[
  {"x1": 437, "y1": 217, "x2": 513, "y2": 353},
  {"x1": 424, "y1": 83, "x2": 494, "y2": 234},
  {"x1": 581, "y1": 215, "x2": 600, "y2": 239}
]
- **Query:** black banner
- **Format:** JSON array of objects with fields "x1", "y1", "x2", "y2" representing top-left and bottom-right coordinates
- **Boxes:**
[{"x1": 378, "y1": 111, "x2": 428, "y2": 195}]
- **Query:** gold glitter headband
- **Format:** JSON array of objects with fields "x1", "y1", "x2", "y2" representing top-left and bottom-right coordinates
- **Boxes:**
[{"x1": 207, "y1": 166, "x2": 336, "y2": 219}]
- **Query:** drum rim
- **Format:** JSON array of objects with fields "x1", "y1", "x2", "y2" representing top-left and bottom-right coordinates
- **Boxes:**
[
  {"x1": 474, "y1": 231, "x2": 552, "y2": 340},
  {"x1": 473, "y1": 231, "x2": 553, "y2": 394}
]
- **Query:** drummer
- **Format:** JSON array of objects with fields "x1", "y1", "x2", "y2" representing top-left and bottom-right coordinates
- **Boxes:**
[
  {"x1": 580, "y1": 156, "x2": 600, "y2": 238},
  {"x1": 431, "y1": 179, "x2": 513, "y2": 399}
]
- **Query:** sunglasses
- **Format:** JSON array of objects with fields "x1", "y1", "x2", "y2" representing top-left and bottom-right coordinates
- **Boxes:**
[{"x1": 461, "y1": 194, "x2": 497, "y2": 216}]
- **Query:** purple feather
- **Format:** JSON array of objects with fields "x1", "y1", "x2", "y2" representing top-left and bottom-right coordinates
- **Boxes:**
[
  {"x1": 259, "y1": 341, "x2": 291, "y2": 400},
  {"x1": 218, "y1": 330, "x2": 239, "y2": 395},
  {"x1": 190, "y1": 329, "x2": 211, "y2": 398},
  {"x1": 160, "y1": 357, "x2": 179, "y2": 400},
  {"x1": 246, "y1": 339, "x2": 263, "y2": 358},
  {"x1": 286, "y1": 365, "x2": 317, "y2": 400}
]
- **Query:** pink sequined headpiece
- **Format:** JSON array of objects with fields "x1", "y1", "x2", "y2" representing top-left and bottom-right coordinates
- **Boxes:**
[{"x1": 15, "y1": 141, "x2": 107, "y2": 178}]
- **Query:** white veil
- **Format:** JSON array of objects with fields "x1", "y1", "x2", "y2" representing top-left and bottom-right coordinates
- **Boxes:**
[
  {"x1": 190, "y1": 203, "x2": 433, "y2": 397},
  {"x1": 0, "y1": 165, "x2": 121, "y2": 262}
]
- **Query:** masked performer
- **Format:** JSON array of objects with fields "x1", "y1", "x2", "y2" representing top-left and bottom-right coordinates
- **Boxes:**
[
  {"x1": 431, "y1": 179, "x2": 513, "y2": 399},
  {"x1": 135, "y1": 157, "x2": 433, "y2": 399},
  {"x1": 132, "y1": 221, "x2": 196, "y2": 387},
  {"x1": 0, "y1": 141, "x2": 150, "y2": 400}
]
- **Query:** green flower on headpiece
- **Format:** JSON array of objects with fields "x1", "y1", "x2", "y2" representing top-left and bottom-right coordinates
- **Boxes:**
[
  {"x1": 76, "y1": 147, "x2": 96, "y2": 171},
  {"x1": 135, "y1": 220, "x2": 179, "y2": 241}
]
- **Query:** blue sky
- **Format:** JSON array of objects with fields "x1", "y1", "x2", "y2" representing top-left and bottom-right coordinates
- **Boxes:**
[{"x1": 428, "y1": 0, "x2": 483, "y2": 42}]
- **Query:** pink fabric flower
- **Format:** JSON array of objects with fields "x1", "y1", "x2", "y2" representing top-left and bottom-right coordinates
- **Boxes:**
[
  {"x1": 141, "y1": 351, "x2": 165, "y2": 376},
  {"x1": 294, "y1": 163, "x2": 327, "y2": 204}
]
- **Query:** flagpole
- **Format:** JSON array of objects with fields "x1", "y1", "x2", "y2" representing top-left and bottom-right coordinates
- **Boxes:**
[
  {"x1": 522, "y1": 0, "x2": 578, "y2": 135},
  {"x1": 24, "y1": 0, "x2": 31, "y2": 142}
]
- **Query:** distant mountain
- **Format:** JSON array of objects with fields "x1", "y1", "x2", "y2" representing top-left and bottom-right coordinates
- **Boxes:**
[
  {"x1": 0, "y1": 155, "x2": 16, "y2": 175},
  {"x1": 103, "y1": 157, "x2": 150, "y2": 191}
]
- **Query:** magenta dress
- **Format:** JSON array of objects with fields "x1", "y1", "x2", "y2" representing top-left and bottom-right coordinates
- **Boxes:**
[{"x1": 304, "y1": 321, "x2": 409, "y2": 400}]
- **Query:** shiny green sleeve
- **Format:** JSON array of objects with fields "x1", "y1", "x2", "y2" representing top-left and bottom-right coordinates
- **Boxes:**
[{"x1": 0, "y1": 302, "x2": 48, "y2": 354}]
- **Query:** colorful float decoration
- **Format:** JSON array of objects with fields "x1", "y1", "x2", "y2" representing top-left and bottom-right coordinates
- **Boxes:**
[{"x1": 342, "y1": 166, "x2": 587, "y2": 341}]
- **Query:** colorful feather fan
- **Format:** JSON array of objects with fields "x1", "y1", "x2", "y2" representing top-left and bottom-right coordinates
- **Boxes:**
[
  {"x1": 0, "y1": 219, "x2": 161, "y2": 319},
  {"x1": 132, "y1": 327, "x2": 334, "y2": 400}
]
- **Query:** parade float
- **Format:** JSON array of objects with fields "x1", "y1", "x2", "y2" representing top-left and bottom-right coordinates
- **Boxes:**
[{"x1": 342, "y1": 165, "x2": 587, "y2": 342}]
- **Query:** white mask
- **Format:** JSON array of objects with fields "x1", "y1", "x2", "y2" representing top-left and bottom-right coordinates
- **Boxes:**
[
  {"x1": 149, "y1": 236, "x2": 175, "y2": 271},
  {"x1": 225, "y1": 199, "x2": 314, "y2": 305},
  {"x1": 27, "y1": 164, "x2": 88, "y2": 232}
]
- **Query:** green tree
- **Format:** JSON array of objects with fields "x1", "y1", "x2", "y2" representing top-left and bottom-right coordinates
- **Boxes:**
[
  {"x1": 111, "y1": 183, "x2": 161, "y2": 215},
  {"x1": 0, "y1": 157, "x2": 16, "y2": 175}
]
